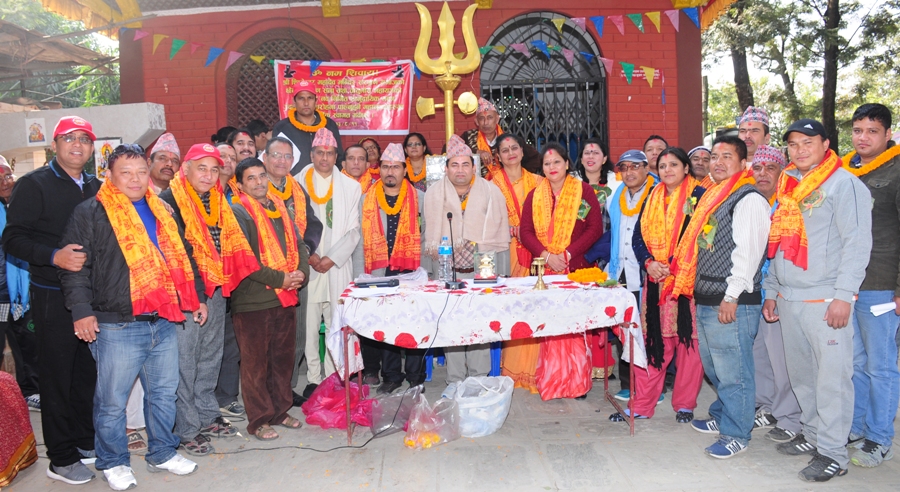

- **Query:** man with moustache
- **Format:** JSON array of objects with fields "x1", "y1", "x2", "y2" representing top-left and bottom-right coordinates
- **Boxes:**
[
  {"x1": 341, "y1": 145, "x2": 378, "y2": 194},
  {"x1": 461, "y1": 98, "x2": 541, "y2": 175},
  {"x1": 689, "y1": 146, "x2": 714, "y2": 187},
  {"x1": 148, "y1": 133, "x2": 181, "y2": 194},
  {"x1": 217, "y1": 143, "x2": 240, "y2": 203},
  {"x1": 738, "y1": 106, "x2": 771, "y2": 163},
  {"x1": 227, "y1": 129, "x2": 257, "y2": 164}
]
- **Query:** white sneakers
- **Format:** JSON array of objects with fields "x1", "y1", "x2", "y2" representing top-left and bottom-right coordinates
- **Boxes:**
[
  {"x1": 103, "y1": 465, "x2": 137, "y2": 490},
  {"x1": 146, "y1": 453, "x2": 198, "y2": 476}
]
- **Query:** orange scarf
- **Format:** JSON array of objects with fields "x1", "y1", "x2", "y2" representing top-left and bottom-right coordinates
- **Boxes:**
[
  {"x1": 169, "y1": 172, "x2": 260, "y2": 297},
  {"x1": 477, "y1": 126, "x2": 504, "y2": 170},
  {"x1": 406, "y1": 157, "x2": 426, "y2": 183},
  {"x1": 238, "y1": 193, "x2": 301, "y2": 308},
  {"x1": 95, "y1": 182, "x2": 199, "y2": 322},
  {"x1": 670, "y1": 169, "x2": 756, "y2": 298},
  {"x1": 641, "y1": 176, "x2": 699, "y2": 298},
  {"x1": 491, "y1": 166, "x2": 538, "y2": 269},
  {"x1": 268, "y1": 177, "x2": 308, "y2": 236},
  {"x1": 532, "y1": 176, "x2": 583, "y2": 267},
  {"x1": 361, "y1": 180, "x2": 421, "y2": 274},
  {"x1": 341, "y1": 168, "x2": 376, "y2": 194},
  {"x1": 768, "y1": 150, "x2": 842, "y2": 269},
  {"x1": 226, "y1": 176, "x2": 241, "y2": 204},
  {"x1": 699, "y1": 175, "x2": 716, "y2": 189}
]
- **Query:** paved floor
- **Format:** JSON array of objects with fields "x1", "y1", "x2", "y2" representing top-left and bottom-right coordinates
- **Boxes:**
[{"x1": 9, "y1": 363, "x2": 900, "y2": 492}]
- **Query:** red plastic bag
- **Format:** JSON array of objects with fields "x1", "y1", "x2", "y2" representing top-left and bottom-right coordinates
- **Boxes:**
[
  {"x1": 535, "y1": 333, "x2": 592, "y2": 401},
  {"x1": 403, "y1": 395, "x2": 460, "y2": 449},
  {"x1": 300, "y1": 372, "x2": 374, "y2": 429}
]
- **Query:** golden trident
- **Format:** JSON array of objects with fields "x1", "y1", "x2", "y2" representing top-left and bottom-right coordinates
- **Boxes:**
[{"x1": 413, "y1": 2, "x2": 481, "y2": 145}]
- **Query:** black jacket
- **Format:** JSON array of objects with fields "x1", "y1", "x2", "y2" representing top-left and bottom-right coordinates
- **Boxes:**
[
  {"x1": 59, "y1": 198, "x2": 204, "y2": 323},
  {"x1": 2, "y1": 159, "x2": 101, "y2": 288}
]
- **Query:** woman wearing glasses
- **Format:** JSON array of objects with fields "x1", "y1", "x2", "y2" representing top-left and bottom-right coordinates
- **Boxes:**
[{"x1": 403, "y1": 133, "x2": 432, "y2": 192}]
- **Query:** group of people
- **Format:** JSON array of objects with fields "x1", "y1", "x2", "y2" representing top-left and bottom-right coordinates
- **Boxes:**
[{"x1": 0, "y1": 75, "x2": 897, "y2": 489}]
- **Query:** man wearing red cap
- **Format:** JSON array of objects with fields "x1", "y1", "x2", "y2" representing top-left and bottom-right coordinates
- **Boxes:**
[
  {"x1": 2, "y1": 116, "x2": 102, "y2": 484},
  {"x1": 272, "y1": 80, "x2": 344, "y2": 176},
  {"x1": 148, "y1": 132, "x2": 181, "y2": 194},
  {"x1": 295, "y1": 128, "x2": 361, "y2": 389},
  {"x1": 461, "y1": 98, "x2": 541, "y2": 175},
  {"x1": 158, "y1": 144, "x2": 260, "y2": 456}
]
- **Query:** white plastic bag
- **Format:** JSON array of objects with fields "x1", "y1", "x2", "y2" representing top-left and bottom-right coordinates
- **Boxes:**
[{"x1": 452, "y1": 376, "x2": 514, "y2": 438}]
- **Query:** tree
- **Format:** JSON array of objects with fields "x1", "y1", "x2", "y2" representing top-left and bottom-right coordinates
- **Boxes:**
[{"x1": 704, "y1": 0, "x2": 755, "y2": 110}]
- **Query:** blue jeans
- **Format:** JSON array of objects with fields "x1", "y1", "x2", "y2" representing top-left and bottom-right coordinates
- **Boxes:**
[
  {"x1": 851, "y1": 290, "x2": 900, "y2": 447},
  {"x1": 696, "y1": 304, "x2": 760, "y2": 445},
  {"x1": 90, "y1": 319, "x2": 180, "y2": 470}
]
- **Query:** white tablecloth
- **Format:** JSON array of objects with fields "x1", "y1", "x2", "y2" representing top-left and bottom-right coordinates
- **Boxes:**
[{"x1": 328, "y1": 276, "x2": 648, "y2": 377}]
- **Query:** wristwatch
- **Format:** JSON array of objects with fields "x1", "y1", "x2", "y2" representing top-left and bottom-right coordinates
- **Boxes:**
[{"x1": 723, "y1": 295, "x2": 738, "y2": 304}]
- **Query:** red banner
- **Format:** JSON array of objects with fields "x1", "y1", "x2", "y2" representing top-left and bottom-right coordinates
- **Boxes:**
[{"x1": 274, "y1": 60, "x2": 414, "y2": 136}]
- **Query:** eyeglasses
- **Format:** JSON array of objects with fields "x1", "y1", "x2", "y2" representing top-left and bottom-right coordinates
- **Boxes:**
[
  {"x1": 615, "y1": 162, "x2": 646, "y2": 172},
  {"x1": 57, "y1": 134, "x2": 93, "y2": 145},
  {"x1": 268, "y1": 152, "x2": 293, "y2": 162},
  {"x1": 406, "y1": 142, "x2": 424, "y2": 148}
]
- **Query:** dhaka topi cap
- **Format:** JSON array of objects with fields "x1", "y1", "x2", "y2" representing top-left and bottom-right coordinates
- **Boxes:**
[
  {"x1": 380, "y1": 143, "x2": 405, "y2": 163},
  {"x1": 150, "y1": 133, "x2": 180, "y2": 158},
  {"x1": 738, "y1": 106, "x2": 770, "y2": 127},
  {"x1": 752, "y1": 145, "x2": 787, "y2": 168},
  {"x1": 476, "y1": 97, "x2": 497, "y2": 116},
  {"x1": 311, "y1": 128, "x2": 337, "y2": 149},
  {"x1": 446, "y1": 134, "x2": 473, "y2": 158}
]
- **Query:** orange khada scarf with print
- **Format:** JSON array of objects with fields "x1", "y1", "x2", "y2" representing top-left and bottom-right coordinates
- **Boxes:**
[
  {"x1": 532, "y1": 175, "x2": 583, "y2": 273},
  {"x1": 238, "y1": 192, "x2": 301, "y2": 307},
  {"x1": 699, "y1": 175, "x2": 716, "y2": 189},
  {"x1": 768, "y1": 150, "x2": 842, "y2": 269},
  {"x1": 361, "y1": 180, "x2": 421, "y2": 274},
  {"x1": 477, "y1": 125, "x2": 504, "y2": 174},
  {"x1": 169, "y1": 172, "x2": 260, "y2": 297},
  {"x1": 268, "y1": 176, "x2": 308, "y2": 236},
  {"x1": 641, "y1": 175, "x2": 700, "y2": 299},
  {"x1": 670, "y1": 169, "x2": 756, "y2": 299},
  {"x1": 490, "y1": 166, "x2": 538, "y2": 269},
  {"x1": 341, "y1": 168, "x2": 377, "y2": 194},
  {"x1": 226, "y1": 176, "x2": 241, "y2": 204},
  {"x1": 95, "y1": 182, "x2": 199, "y2": 322}
]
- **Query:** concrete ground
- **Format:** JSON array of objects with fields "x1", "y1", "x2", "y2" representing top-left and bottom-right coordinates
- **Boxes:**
[{"x1": 9, "y1": 363, "x2": 900, "y2": 492}]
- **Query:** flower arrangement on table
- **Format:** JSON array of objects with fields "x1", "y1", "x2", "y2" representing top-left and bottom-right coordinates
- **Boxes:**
[{"x1": 567, "y1": 267, "x2": 616, "y2": 286}]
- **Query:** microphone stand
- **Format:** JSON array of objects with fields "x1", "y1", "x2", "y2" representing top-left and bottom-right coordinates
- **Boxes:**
[{"x1": 445, "y1": 212, "x2": 466, "y2": 289}]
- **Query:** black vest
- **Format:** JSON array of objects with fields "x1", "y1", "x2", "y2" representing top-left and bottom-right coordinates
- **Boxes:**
[{"x1": 694, "y1": 184, "x2": 765, "y2": 306}]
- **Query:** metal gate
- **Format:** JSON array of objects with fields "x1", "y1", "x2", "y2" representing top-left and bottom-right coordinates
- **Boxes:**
[{"x1": 480, "y1": 12, "x2": 608, "y2": 159}]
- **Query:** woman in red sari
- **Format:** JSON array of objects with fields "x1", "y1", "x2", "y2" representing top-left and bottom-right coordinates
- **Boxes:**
[
  {"x1": 0, "y1": 371, "x2": 38, "y2": 487},
  {"x1": 520, "y1": 143, "x2": 603, "y2": 400}
]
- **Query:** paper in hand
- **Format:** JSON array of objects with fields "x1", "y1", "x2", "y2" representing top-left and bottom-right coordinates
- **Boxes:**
[{"x1": 870, "y1": 302, "x2": 897, "y2": 317}]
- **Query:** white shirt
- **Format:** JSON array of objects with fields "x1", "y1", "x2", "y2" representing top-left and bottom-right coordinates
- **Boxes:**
[
  {"x1": 308, "y1": 170, "x2": 334, "y2": 303},
  {"x1": 725, "y1": 192, "x2": 772, "y2": 298},
  {"x1": 617, "y1": 182, "x2": 648, "y2": 292}
]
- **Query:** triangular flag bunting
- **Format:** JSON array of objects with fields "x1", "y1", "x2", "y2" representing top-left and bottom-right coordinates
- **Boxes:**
[
  {"x1": 250, "y1": 55, "x2": 265, "y2": 64},
  {"x1": 571, "y1": 17, "x2": 586, "y2": 31},
  {"x1": 479, "y1": 46, "x2": 493, "y2": 55},
  {"x1": 531, "y1": 40, "x2": 550, "y2": 58},
  {"x1": 551, "y1": 18, "x2": 565, "y2": 33},
  {"x1": 510, "y1": 43, "x2": 531, "y2": 57},
  {"x1": 152, "y1": 34, "x2": 168, "y2": 55},
  {"x1": 454, "y1": 52, "x2": 465, "y2": 60},
  {"x1": 494, "y1": 45, "x2": 506, "y2": 54},
  {"x1": 351, "y1": 58, "x2": 367, "y2": 62},
  {"x1": 646, "y1": 12, "x2": 661, "y2": 33},
  {"x1": 620, "y1": 62, "x2": 634, "y2": 84},
  {"x1": 664, "y1": 10, "x2": 680, "y2": 32},
  {"x1": 269, "y1": 60, "x2": 275, "y2": 66},
  {"x1": 169, "y1": 39, "x2": 186, "y2": 60},
  {"x1": 225, "y1": 51, "x2": 244, "y2": 71},
  {"x1": 599, "y1": 57, "x2": 614, "y2": 75},
  {"x1": 641, "y1": 66, "x2": 655, "y2": 87},
  {"x1": 661, "y1": 88, "x2": 667, "y2": 105},
  {"x1": 412, "y1": 62, "x2": 421, "y2": 80},
  {"x1": 190, "y1": 42, "x2": 204, "y2": 54},
  {"x1": 372, "y1": 59, "x2": 386, "y2": 62},
  {"x1": 626, "y1": 14, "x2": 644, "y2": 33},
  {"x1": 562, "y1": 48, "x2": 574, "y2": 66},
  {"x1": 580, "y1": 51, "x2": 595, "y2": 63},
  {"x1": 388, "y1": 57, "x2": 399, "y2": 64},
  {"x1": 548, "y1": 45, "x2": 562, "y2": 52},
  {"x1": 309, "y1": 60, "x2": 323, "y2": 75},
  {"x1": 590, "y1": 16, "x2": 605, "y2": 37},
  {"x1": 133, "y1": 29, "x2": 149, "y2": 41},
  {"x1": 205, "y1": 47, "x2": 224, "y2": 67},
  {"x1": 684, "y1": 7, "x2": 700, "y2": 29},
  {"x1": 609, "y1": 15, "x2": 625, "y2": 35}
]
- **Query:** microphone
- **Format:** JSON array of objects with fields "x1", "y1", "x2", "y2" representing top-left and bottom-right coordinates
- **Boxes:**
[{"x1": 445, "y1": 212, "x2": 465, "y2": 289}]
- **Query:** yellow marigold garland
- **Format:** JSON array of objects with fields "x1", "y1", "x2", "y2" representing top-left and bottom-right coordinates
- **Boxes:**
[
  {"x1": 567, "y1": 267, "x2": 609, "y2": 283},
  {"x1": 842, "y1": 146, "x2": 900, "y2": 177},
  {"x1": 376, "y1": 179, "x2": 408, "y2": 215},
  {"x1": 305, "y1": 169, "x2": 334, "y2": 205},
  {"x1": 618, "y1": 176, "x2": 655, "y2": 217},
  {"x1": 288, "y1": 108, "x2": 327, "y2": 133},
  {"x1": 406, "y1": 157, "x2": 426, "y2": 183},
  {"x1": 186, "y1": 182, "x2": 220, "y2": 227}
]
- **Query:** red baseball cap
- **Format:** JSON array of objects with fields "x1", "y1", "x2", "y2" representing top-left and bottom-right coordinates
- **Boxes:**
[
  {"x1": 293, "y1": 79, "x2": 318, "y2": 99},
  {"x1": 53, "y1": 116, "x2": 96, "y2": 141},
  {"x1": 183, "y1": 143, "x2": 225, "y2": 167}
]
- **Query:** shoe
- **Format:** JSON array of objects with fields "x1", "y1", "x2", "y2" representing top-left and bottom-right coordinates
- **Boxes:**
[
  {"x1": 292, "y1": 391, "x2": 307, "y2": 407},
  {"x1": 200, "y1": 416, "x2": 237, "y2": 438},
  {"x1": 47, "y1": 462, "x2": 95, "y2": 484},
  {"x1": 574, "y1": 393, "x2": 588, "y2": 400},
  {"x1": 851, "y1": 439, "x2": 893, "y2": 468},
  {"x1": 675, "y1": 411, "x2": 694, "y2": 424},
  {"x1": 847, "y1": 432, "x2": 865, "y2": 449},
  {"x1": 799, "y1": 453, "x2": 847, "y2": 482},
  {"x1": 363, "y1": 373, "x2": 380, "y2": 386},
  {"x1": 180, "y1": 433, "x2": 213, "y2": 456},
  {"x1": 77, "y1": 447, "x2": 96, "y2": 465},
  {"x1": 752, "y1": 409, "x2": 777, "y2": 430},
  {"x1": 219, "y1": 401, "x2": 245, "y2": 416},
  {"x1": 664, "y1": 373, "x2": 675, "y2": 391},
  {"x1": 102, "y1": 465, "x2": 137, "y2": 491},
  {"x1": 613, "y1": 389, "x2": 630, "y2": 401},
  {"x1": 377, "y1": 381, "x2": 403, "y2": 395},
  {"x1": 765, "y1": 427, "x2": 797, "y2": 443},
  {"x1": 302, "y1": 383, "x2": 318, "y2": 399},
  {"x1": 777, "y1": 433, "x2": 816, "y2": 456},
  {"x1": 705, "y1": 436, "x2": 747, "y2": 459},
  {"x1": 24, "y1": 394, "x2": 40, "y2": 412},
  {"x1": 441, "y1": 382, "x2": 459, "y2": 399},
  {"x1": 608, "y1": 409, "x2": 647, "y2": 421},
  {"x1": 691, "y1": 418, "x2": 719, "y2": 434},
  {"x1": 147, "y1": 453, "x2": 198, "y2": 475},
  {"x1": 657, "y1": 393, "x2": 665, "y2": 405}
]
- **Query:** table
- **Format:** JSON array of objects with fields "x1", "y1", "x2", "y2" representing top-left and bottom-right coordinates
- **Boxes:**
[{"x1": 329, "y1": 275, "x2": 649, "y2": 443}]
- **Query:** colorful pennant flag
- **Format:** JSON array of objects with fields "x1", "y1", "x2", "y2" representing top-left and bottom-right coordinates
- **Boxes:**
[
  {"x1": 684, "y1": 7, "x2": 700, "y2": 29},
  {"x1": 661, "y1": 88, "x2": 667, "y2": 105},
  {"x1": 479, "y1": 46, "x2": 493, "y2": 55},
  {"x1": 351, "y1": 58, "x2": 367, "y2": 62},
  {"x1": 494, "y1": 45, "x2": 506, "y2": 54},
  {"x1": 388, "y1": 57, "x2": 399, "y2": 63},
  {"x1": 205, "y1": 47, "x2": 224, "y2": 67},
  {"x1": 571, "y1": 17, "x2": 586, "y2": 31},
  {"x1": 609, "y1": 15, "x2": 625, "y2": 35},
  {"x1": 665, "y1": 10, "x2": 680, "y2": 32},
  {"x1": 453, "y1": 52, "x2": 464, "y2": 60},
  {"x1": 548, "y1": 45, "x2": 562, "y2": 52},
  {"x1": 531, "y1": 40, "x2": 550, "y2": 58},
  {"x1": 250, "y1": 55, "x2": 265, "y2": 64},
  {"x1": 225, "y1": 51, "x2": 244, "y2": 71},
  {"x1": 620, "y1": 62, "x2": 635, "y2": 84},
  {"x1": 646, "y1": 12, "x2": 661, "y2": 33},
  {"x1": 590, "y1": 16, "x2": 605, "y2": 37},
  {"x1": 562, "y1": 48, "x2": 574, "y2": 66},
  {"x1": 626, "y1": 14, "x2": 644, "y2": 33},
  {"x1": 152, "y1": 34, "x2": 168, "y2": 55},
  {"x1": 412, "y1": 62, "x2": 421, "y2": 80},
  {"x1": 190, "y1": 42, "x2": 204, "y2": 54},
  {"x1": 169, "y1": 39, "x2": 185, "y2": 60},
  {"x1": 580, "y1": 51, "x2": 595, "y2": 63},
  {"x1": 599, "y1": 57, "x2": 614, "y2": 75},
  {"x1": 133, "y1": 29, "x2": 149, "y2": 41},
  {"x1": 551, "y1": 18, "x2": 565, "y2": 33},
  {"x1": 641, "y1": 66, "x2": 656, "y2": 87},
  {"x1": 510, "y1": 43, "x2": 531, "y2": 57},
  {"x1": 309, "y1": 60, "x2": 323, "y2": 75}
]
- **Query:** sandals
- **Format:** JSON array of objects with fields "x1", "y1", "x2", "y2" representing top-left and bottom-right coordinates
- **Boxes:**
[
  {"x1": 127, "y1": 430, "x2": 147, "y2": 455},
  {"x1": 279, "y1": 415, "x2": 302, "y2": 429},
  {"x1": 200, "y1": 416, "x2": 238, "y2": 438},
  {"x1": 253, "y1": 424, "x2": 279, "y2": 441},
  {"x1": 181, "y1": 433, "x2": 214, "y2": 456}
]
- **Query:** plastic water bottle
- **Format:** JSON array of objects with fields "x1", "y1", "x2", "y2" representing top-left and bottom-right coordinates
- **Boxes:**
[{"x1": 438, "y1": 236, "x2": 453, "y2": 282}]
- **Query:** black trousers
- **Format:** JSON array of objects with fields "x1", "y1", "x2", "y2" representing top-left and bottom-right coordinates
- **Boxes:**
[
  {"x1": 382, "y1": 346, "x2": 426, "y2": 385},
  {"x1": 0, "y1": 309, "x2": 39, "y2": 396},
  {"x1": 215, "y1": 309, "x2": 241, "y2": 406},
  {"x1": 360, "y1": 336, "x2": 382, "y2": 377},
  {"x1": 33, "y1": 286, "x2": 96, "y2": 467}
]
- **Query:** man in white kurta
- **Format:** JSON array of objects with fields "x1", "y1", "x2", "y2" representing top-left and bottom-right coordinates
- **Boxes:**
[{"x1": 294, "y1": 128, "x2": 361, "y2": 386}]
